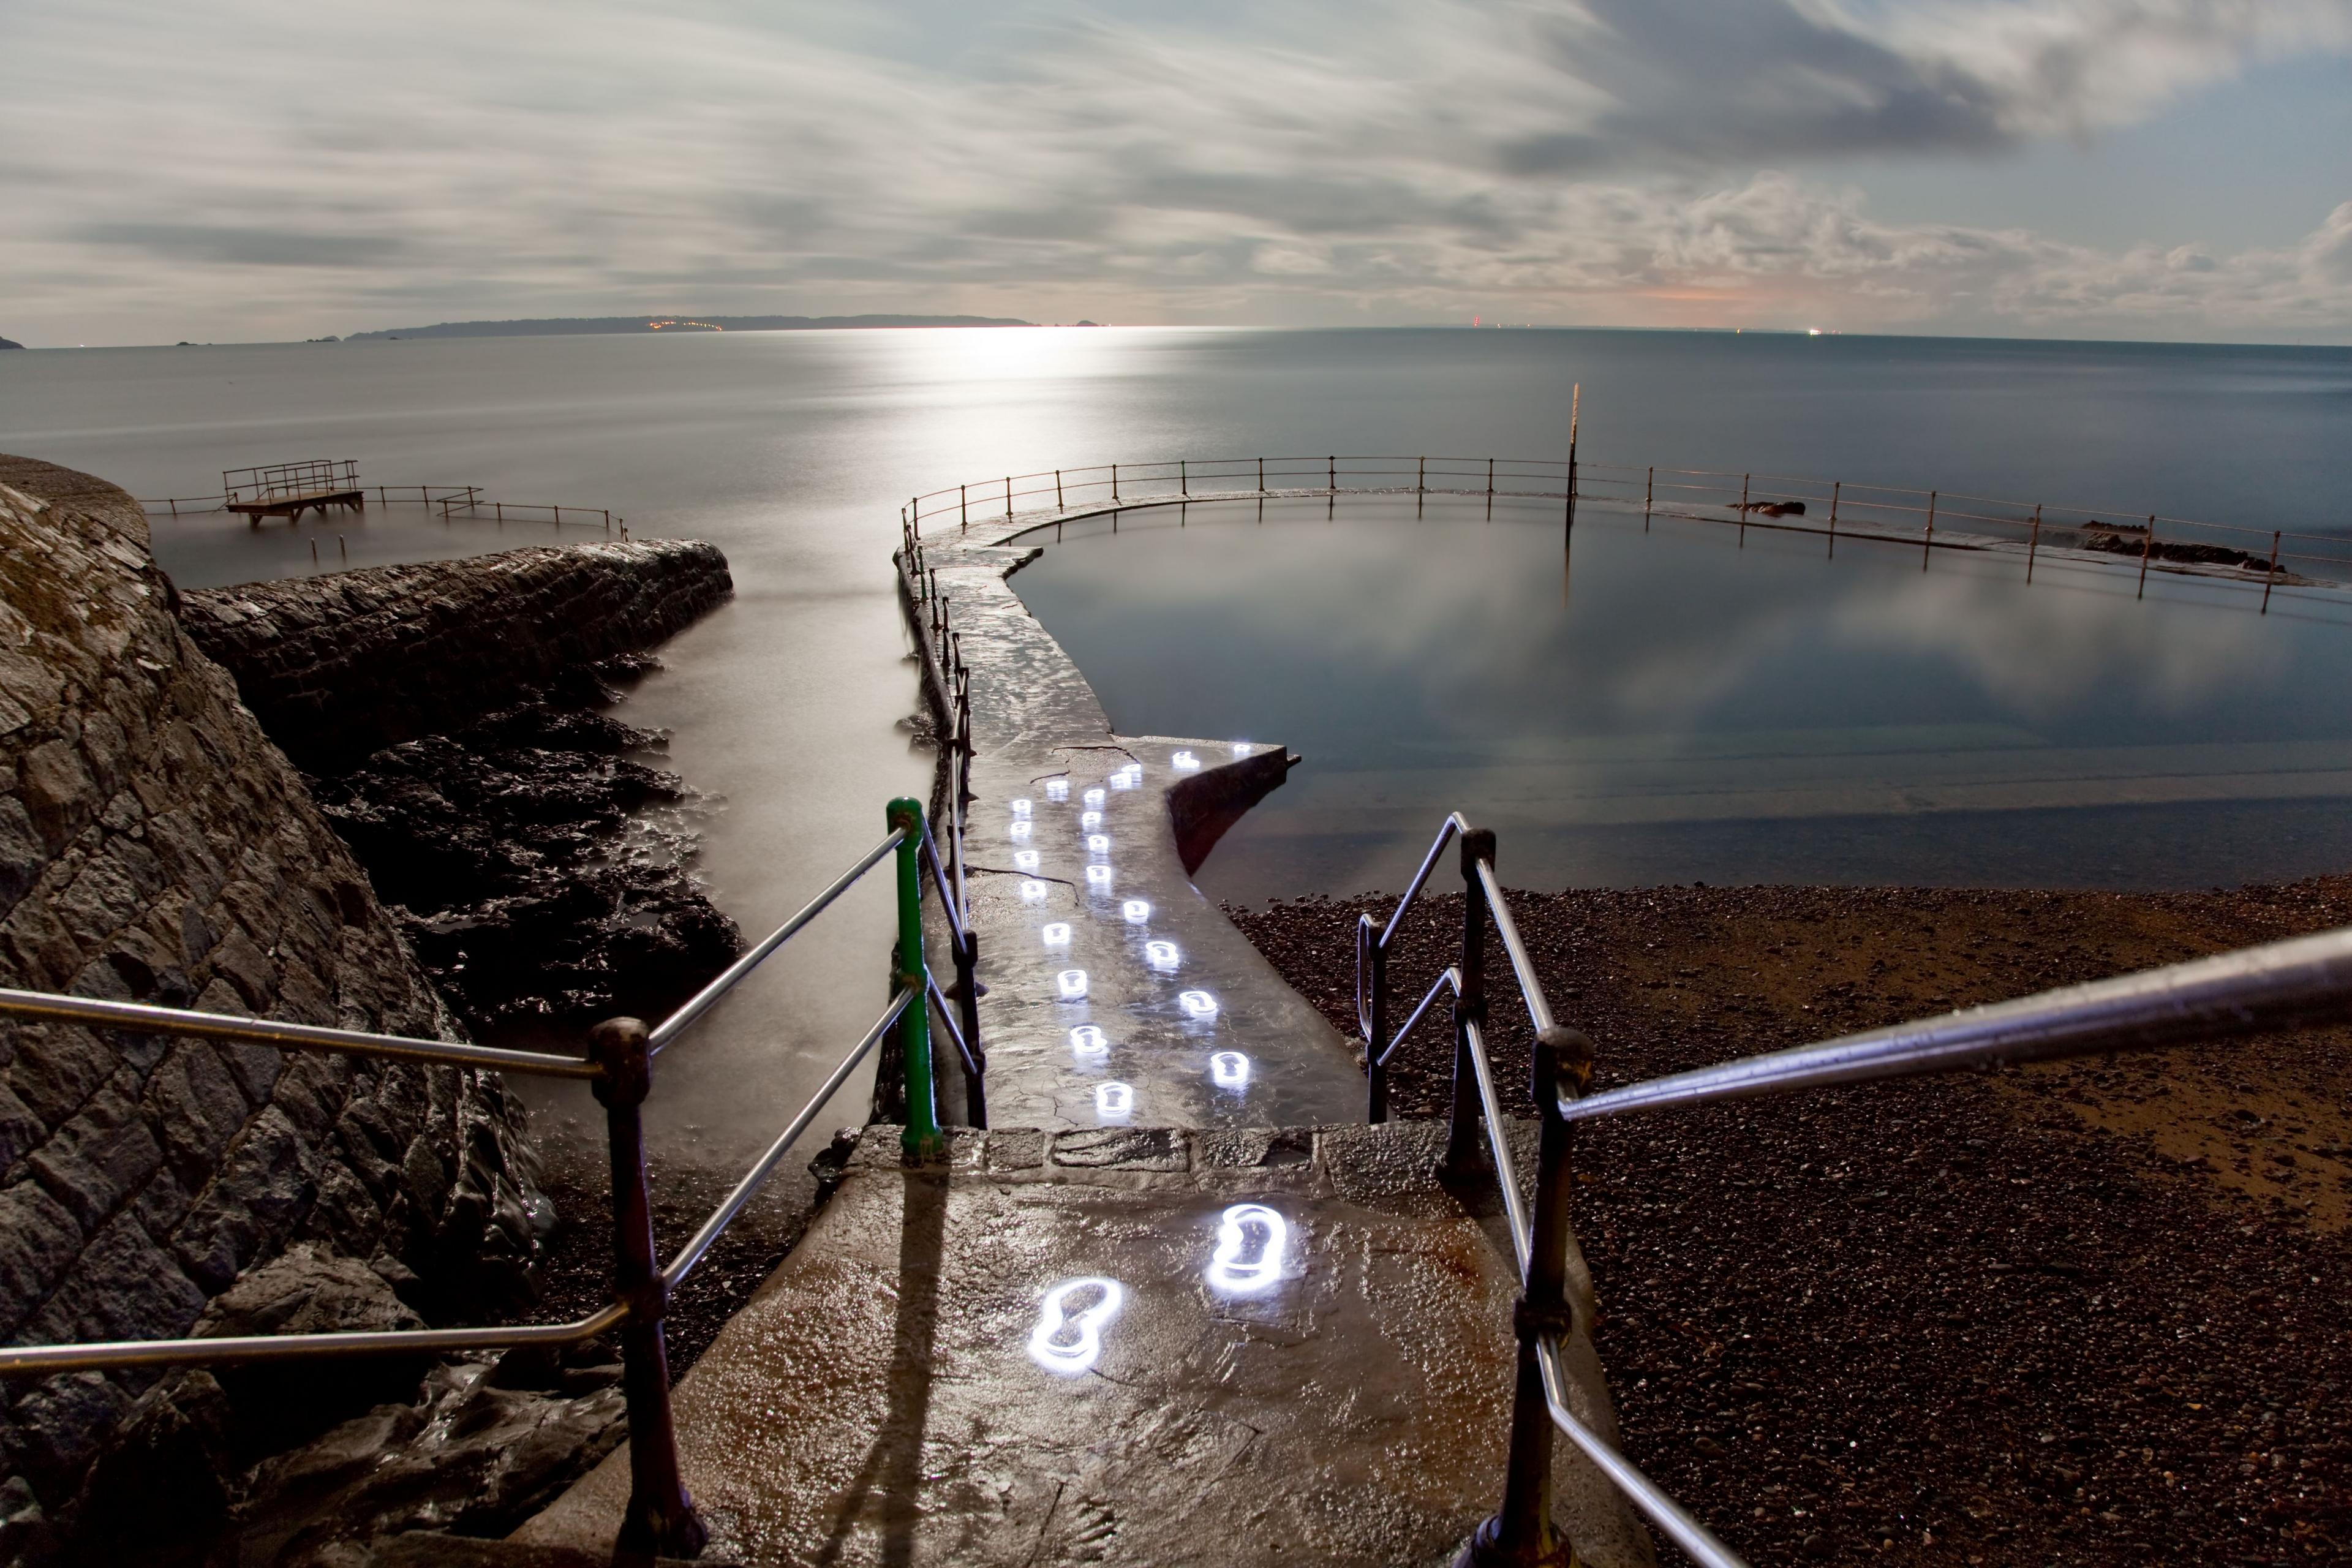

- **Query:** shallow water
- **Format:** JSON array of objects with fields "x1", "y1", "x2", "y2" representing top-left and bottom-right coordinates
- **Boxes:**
[
  {"x1": 4, "y1": 326, "x2": 2348, "y2": 1159},
  {"x1": 1013, "y1": 493, "x2": 2352, "y2": 902}
]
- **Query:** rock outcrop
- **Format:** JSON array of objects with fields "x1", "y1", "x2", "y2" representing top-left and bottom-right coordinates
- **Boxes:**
[
  {"x1": 0, "y1": 457, "x2": 544, "y2": 1555},
  {"x1": 178, "y1": 541, "x2": 733, "y2": 771}
]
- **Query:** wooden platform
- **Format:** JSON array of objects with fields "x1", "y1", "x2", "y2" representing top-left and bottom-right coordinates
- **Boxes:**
[{"x1": 227, "y1": 488, "x2": 365, "y2": 523}]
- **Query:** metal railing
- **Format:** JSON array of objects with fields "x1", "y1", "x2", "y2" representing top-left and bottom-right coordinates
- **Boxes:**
[
  {"x1": 222, "y1": 458, "x2": 360, "y2": 505},
  {"x1": 0, "y1": 796, "x2": 979, "y2": 1560},
  {"x1": 140, "y1": 484, "x2": 623, "y2": 536},
  {"x1": 1356, "y1": 812, "x2": 2352, "y2": 1568},
  {"x1": 904, "y1": 450, "x2": 2352, "y2": 608}
]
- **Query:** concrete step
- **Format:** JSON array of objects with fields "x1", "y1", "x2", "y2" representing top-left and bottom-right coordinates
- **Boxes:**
[{"x1": 512, "y1": 1122, "x2": 1652, "y2": 1568}]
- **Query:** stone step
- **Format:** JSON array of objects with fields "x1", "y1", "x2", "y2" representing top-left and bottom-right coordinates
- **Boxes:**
[{"x1": 512, "y1": 1123, "x2": 1652, "y2": 1568}]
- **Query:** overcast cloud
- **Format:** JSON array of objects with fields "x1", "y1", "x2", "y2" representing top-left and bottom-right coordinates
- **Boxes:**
[{"x1": 4, "y1": 0, "x2": 2349, "y2": 344}]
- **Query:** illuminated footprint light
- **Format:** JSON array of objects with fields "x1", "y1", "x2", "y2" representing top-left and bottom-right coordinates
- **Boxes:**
[
  {"x1": 1086, "y1": 834, "x2": 1110, "y2": 856},
  {"x1": 1172, "y1": 750, "x2": 1199, "y2": 771},
  {"x1": 1082, "y1": 788, "x2": 1106, "y2": 808},
  {"x1": 1206, "y1": 1203, "x2": 1290, "y2": 1296},
  {"x1": 1095, "y1": 1081, "x2": 1134, "y2": 1119},
  {"x1": 1011, "y1": 798, "x2": 1032, "y2": 818},
  {"x1": 1014, "y1": 850, "x2": 1040, "y2": 872},
  {"x1": 1232, "y1": 742, "x2": 1253, "y2": 758},
  {"x1": 1080, "y1": 810, "x2": 1102, "y2": 829},
  {"x1": 1121, "y1": 899, "x2": 1152, "y2": 925},
  {"x1": 1019, "y1": 880, "x2": 1049, "y2": 902},
  {"x1": 1178, "y1": 989, "x2": 1218, "y2": 1020},
  {"x1": 1046, "y1": 779, "x2": 1069, "y2": 802},
  {"x1": 1085, "y1": 865, "x2": 1114, "y2": 889},
  {"x1": 1056, "y1": 969, "x2": 1088, "y2": 1000},
  {"x1": 1210, "y1": 1050, "x2": 1250, "y2": 1088},
  {"x1": 1069, "y1": 1025, "x2": 1108, "y2": 1060},
  {"x1": 1009, "y1": 820, "x2": 1032, "y2": 840},
  {"x1": 1145, "y1": 940, "x2": 1180, "y2": 973},
  {"x1": 1027, "y1": 1276, "x2": 1124, "y2": 1376},
  {"x1": 1110, "y1": 765, "x2": 1140, "y2": 791},
  {"x1": 1041, "y1": 922, "x2": 1072, "y2": 948}
]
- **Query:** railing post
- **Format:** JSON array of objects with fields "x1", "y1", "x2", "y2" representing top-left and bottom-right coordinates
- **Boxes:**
[
  {"x1": 1923, "y1": 489, "x2": 1936, "y2": 570},
  {"x1": 2264, "y1": 528, "x2": 2280, "y2": 614},
  {"x1": 889, "y1": 799, "x2": 943, "y2": 1159},
  {"x1": 1448, "y1": 826, "x2": 1494, "y2": 1174},
  {"x1": 2138, "y1": 513, "x2": 2155, "y2": 599},
  {"x1": 2027, "y1": 502, "x2": 2040, "y2": 582},
  {"x1": 959, "y1": 484, "x2": 968, "y2": 531},
  {"x1": 589, "y1": 1017, "x2": 708, "y2": 1561},
  {"x1": 1458, "y1": 1026, "x2": 1588, "y2": 1568},
  {"x1": 1738, "y1": 473, "x2": 1748, "y2": 545},
  {"x1": 955, "y1": 928, "x2": 986, "y2": 1128},
  {"x1": 1180, "y1": 459, "x2": 1188, "y2": 497},
  {"x1": 1357, "y1": 914, "x2": 1390, "y2": 1123},
  {"x1": 1329, "y1": 455, "x2": 1336, "y2": 492},
  {"x1": 1056, "y1": 469, "x2": 1064, "y2": 509},
  {"x1": 1112, "y1": 463, "x2": 1119, "y2": 502},
  {"x1": 1645, "y1": 465, "x2": 1653, "y2": 530},
  {"x1": 1418, "y1": 456, "x2": 1426, "y2": 496},
  {"x1": 1259, "y1": 456, "x2": 1265, "y2": 494},
  {"x1": 1005, "y1": 477, "x2": 1014, "y2": 519}
]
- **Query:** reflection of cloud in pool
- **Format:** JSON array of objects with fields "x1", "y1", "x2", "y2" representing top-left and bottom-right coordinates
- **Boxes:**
[{"x1": 1828, "y1": 575, "x2": 2278, "y2": 721}]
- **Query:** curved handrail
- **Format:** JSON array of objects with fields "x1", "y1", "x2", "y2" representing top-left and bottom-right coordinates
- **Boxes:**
[{"x1": 0, "y1": 1302, "x2": 631, "y2": 1378}]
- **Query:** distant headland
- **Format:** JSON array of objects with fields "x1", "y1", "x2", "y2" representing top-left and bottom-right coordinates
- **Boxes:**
[
  {"x1": 345, "y1": 313, "x2": 1033, "y2": 341},
  {"x1": 0, "y1": 335, "x2": 23, "y2": 350}
]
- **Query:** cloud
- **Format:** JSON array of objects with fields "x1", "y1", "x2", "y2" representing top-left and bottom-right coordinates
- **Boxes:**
[{"x1": 1, "y1": 0, "x2": 2348, "y2": 342}]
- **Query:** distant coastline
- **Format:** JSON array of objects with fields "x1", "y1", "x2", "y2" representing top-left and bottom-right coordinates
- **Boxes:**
[{"x1": 345, "y1": 313, "x2": 1034, "y2": 341}]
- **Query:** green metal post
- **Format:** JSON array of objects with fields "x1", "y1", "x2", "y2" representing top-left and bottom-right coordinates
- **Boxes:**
[{"x1": 889, "y1": 798, "x2": 943, "y2": 1159}]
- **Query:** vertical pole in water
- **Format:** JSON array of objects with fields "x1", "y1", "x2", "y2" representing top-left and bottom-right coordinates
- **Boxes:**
[
  {"x1": 1739, "y1": 473, "x2": 1749, "y2": 546},
  {"x1": 1055, "y1": 470, "x2": 1064, "y2": 510},
  {"x1": 1418, "y1": 456, "x2": 1427, "y2": 496},
  {"x1": 1487, "y1": 458, "x2": 1494, "y2": 499},
  {"x1": 890, "y1": 799, "x2": 942, "y2": 1159},
  {"x1": 1112, "y1": 464, "x2": 1120, "y2": 503},
  {"x1": 2264, "y1": 529, "x2": 2281, "y2": 614},
  {"x1": 1180, "y1": 459, "x2": 1188, "y2": 497},
  {"x1": 1259, "y1": 457, "x2": 1266, "y2": 494},
  {"x1": 1645, "y1": 466, "x2": 1653, "y2": 532},
  {"x1": 2138, "y1": 514, "x2": 2156, "y2": 599},
  {"x1": 1005, "y1": 478, "x2": 1013, "y2": 519},
  {"x1": 1447, "y1": 826, "x2": 1494, "y2": 1177},
  {"x1": 1923, "y1": 491, "x2": 1937, "y2": 570},
  {"x1": 1329, "y1": 455, "x2": 1336, "y2": 493},
  {"x1": 2027, "y1": 504, "x2": 2041, "y2": 583},
  {"x1": 1828, "y1": 481, "x2": 1840, "y2": 557},
  {"x1": 1564, "y1": 382, "x2": 1579, "y2": 543},
  {"x1": 959, "y1": 484, "x2": 968, "y2": 531},
  {"x1": 589, "y1": 1017, "x2": 709, "y2": 1561}
]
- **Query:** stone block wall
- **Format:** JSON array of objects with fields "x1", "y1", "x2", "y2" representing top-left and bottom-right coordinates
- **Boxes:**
[
  {"x1": 178, "y1": 539, "x2": 732, "y2": 769},
  {"x1": 0, "y1": 458, "x2": 543, "y2": 1540}
]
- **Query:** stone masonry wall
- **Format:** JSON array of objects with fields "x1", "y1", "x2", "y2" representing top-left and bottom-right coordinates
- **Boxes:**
[
  {"x1": 0, "y1": 458, "x2": 543, "y2": 1534},
  {"x1": 178, "y1": 540, "x2": 732, "y2": 770}
]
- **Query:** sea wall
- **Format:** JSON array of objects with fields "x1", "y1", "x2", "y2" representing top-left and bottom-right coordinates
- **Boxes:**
[
  {"x1": 0, "y1": 458, "x2": 542, "y2": 1536},
  {"x1": 178, "y1": 540, "x2": 733, "y2": 770}
]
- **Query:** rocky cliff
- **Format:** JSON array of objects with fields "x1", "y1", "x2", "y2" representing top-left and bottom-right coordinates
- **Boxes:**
[
  {"x1": 0, "y1": 458, "x2": 543, "y2": 1551},
  {"x1": 178, "y1": 541, "x2": 732, "y2": 771}
]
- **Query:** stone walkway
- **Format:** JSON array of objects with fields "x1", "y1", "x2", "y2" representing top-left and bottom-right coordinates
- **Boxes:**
[{"x1": 514, "y1": 1125, "x2": 1651, "y2": 1567}]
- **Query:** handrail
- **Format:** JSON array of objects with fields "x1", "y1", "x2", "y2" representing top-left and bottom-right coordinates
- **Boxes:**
[
  {"x1": 1535, "y1": 1340, "x2": 1747, "y2": 1568},
  {"x1": 926, "y1": 968, "x2": 982, "y2": 1078},
  {"x1": 1379, "y1": 966, "x2": 1457, "y2": 1068},
  {"x1": 0, "y1": 1303, "x2": 629, "y2": 1378},
  {"x1": 647, "y1": 828, "x2": 905, "y2": 1052},
  {"x1": 920, "y1": 821, "x2": 966, "y2": 939},
  {"x1": 1463, "y1": 1021, "x2": 1529, "y2": 1277},
  {"x1": 1472, "y1": 859, "x2": 1554, "y2": 1036},
  {"x1": 660, "y1": 987, "x2": 912, "y2": 1292},
  {"x1": 1556, "y1": 922, "x2": 2352, "y2": 1125},
  {"x1": 0, "y1": 988, "x2": 601, "y2": 1079}
]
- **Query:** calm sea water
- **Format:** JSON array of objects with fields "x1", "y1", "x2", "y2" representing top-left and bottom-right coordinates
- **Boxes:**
[{"x1": 4, "y1": 328, "x2": 2348, "y2": 1156}]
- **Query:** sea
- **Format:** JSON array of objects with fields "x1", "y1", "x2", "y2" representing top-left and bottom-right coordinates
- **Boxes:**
[{"x1": 6, "y1": 326, "x2": 2350, "y2": 1157}]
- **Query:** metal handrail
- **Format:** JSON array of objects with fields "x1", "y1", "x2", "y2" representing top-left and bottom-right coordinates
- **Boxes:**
[
  {"x1": 0, "y1": 988, "x2": 601, "y2": 1079},
  {"x1": 920, "y1": 821, "x2": 966, "y2": 938},
  {"x1": 1379, "y1": 966, "x2": 1457, "y2": 1068},
  {"x1": 1555, "y1": 922, "x2": 2352, "y2": 1126},
  {"x1": 1535, "y1": 1338, "x2": 1747, "y2": 1568},
  {"x1": 660, "y1": 987, "x2": 913, "y2": 1292},
  {"x1": 647, "y1": 827, "x2": 905, "y2": 1052},
  {"x1": 0, "y1": 1302, "x2": 630, "y2": 1378},
  {"x1": 926, "y1": 968, "x2": 982, "y2": 1078}
]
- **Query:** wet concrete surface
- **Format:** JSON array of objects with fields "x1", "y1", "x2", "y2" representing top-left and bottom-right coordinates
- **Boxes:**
[
  {"x1": 925, "y1": 526, "x2": 1365, "y2": 1131},
  {"x1": 514, "y1": 1121, "x2": 1652, "y2": 1567}
]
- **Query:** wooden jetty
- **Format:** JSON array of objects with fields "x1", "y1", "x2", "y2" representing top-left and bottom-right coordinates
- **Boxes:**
[{"x1": 223, "y1": 459, "x2": 366, "y2": 524}]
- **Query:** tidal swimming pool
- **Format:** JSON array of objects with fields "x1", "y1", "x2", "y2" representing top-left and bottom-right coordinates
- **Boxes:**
[{"x1": 1011, "y1": 494, "x2": 2352, "y2": 901}]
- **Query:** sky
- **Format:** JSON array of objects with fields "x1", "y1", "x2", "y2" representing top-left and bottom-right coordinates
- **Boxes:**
[{"x1": 4, "y1": 0, "x2": 2351, "y2": 347}]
